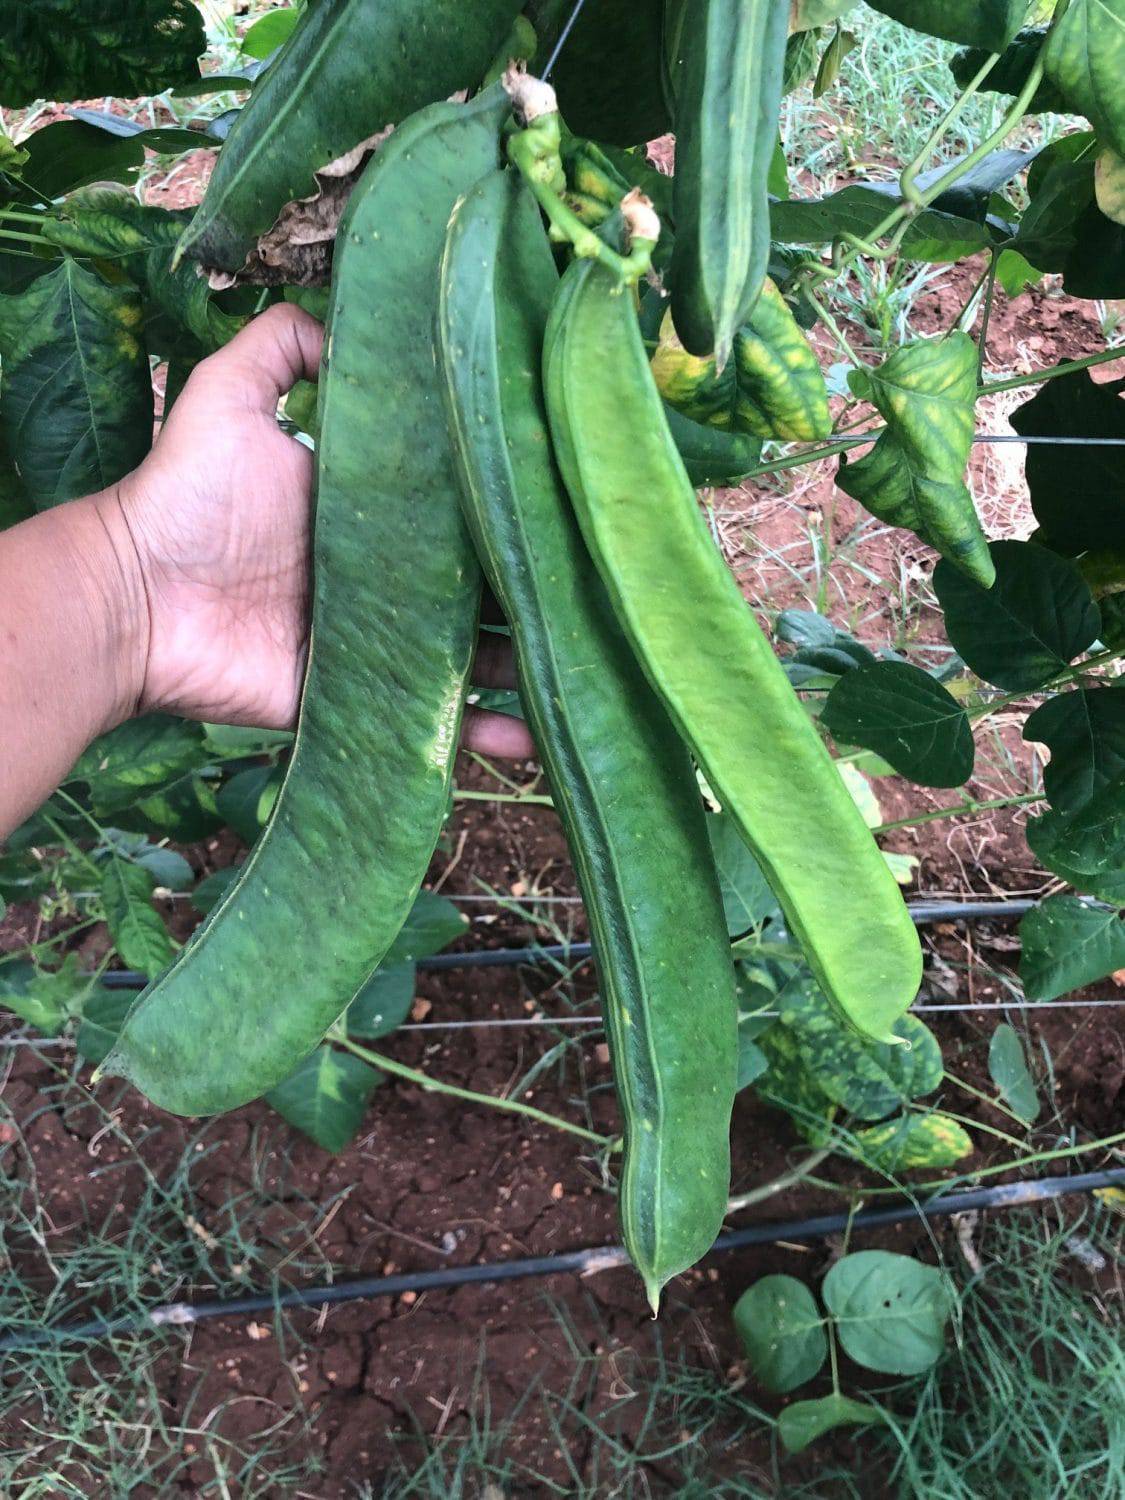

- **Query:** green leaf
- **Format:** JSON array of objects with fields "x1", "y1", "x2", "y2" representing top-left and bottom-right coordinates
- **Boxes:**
[
  {"x1": 42, "y1": 193, "x2": 242, "y2": 353},
  {"x1": 708, "y1": 812, "x2": 781, "y2": 935},
  {"x1": 776, "y1": 609, "x2": 836, "y2": 650},
  {"x1": 190, "y1": 864, "x2": 240, "y2": 916},
  {"x1": 850, "y1": 1112, "x2": 974, "y2": 1171},
  {"x1": 791, "y1": 0, "x2": 859, "y2": 29},
  {"x1": 838, "y1": 332, "x2": 992, "y2": 586},
  {"x1": 771, "y1": 185, "x2": 994, "y2": 263},
  {"x1": 216, "y1": 765, "x2": 279, "y2": 845},
  {"x1": 1021, "y1": 894, "x2": 1125, "y2": 1001},
  {"x1": 733, "y1": 1274, "x2": 827, "y2": 1394},
  {"x1": 1096, "y1": 147, "x2": 1125, "y2": 226},
  {"x1": 783, "y1": 27, "x2": 822, "y2": 94},
  {"x1": 265, "y1": 1045, "x2": 383, "y2": 1153},
  {"x1": 347, "y1": 963, "x2": 416, "y2": 1039},
  {"x1": 384, "y1": 890, "x2": 468, "y2": 964},
  {"x1": 1027, "y1": 771, "x2": 1125, "y2": 897},
  {"x1": 1043, "y1": 0, "x2": 1125, "y2": 158},
  {"x1": 202, "y1": 722, "x2": 294, "y2": 757},
  {"x1": 0, "y1": 127, "x2": 27, "y2": 173},
  {"x1": 737, "y1": 1028, "x2": 770, "y2": 1090},
  {"x1": 0, "y1": 0, "x2": 205, "y2": 108},
  {"x1": 822, "y1": 1250, "x2": 951, "y2": 1374},
  {"x1": 0, "y1": 954, "x2": 94, "y2": 1036},
  {"x1": 934, "y1": 540, "x2": 1101, "y2": 691},
  {"x1": 0, "y1": 850, "x2": 51, "y2": 904},
  {"x1": 133, "y1": 846, "x2": 194, "y2": 893},
  {"x1": 821, "y1": 660, "x2": 974, "y2": 788},
  {"x1": 99, "y1": 857, "x2": 173, "y2": 978},
  {"x1": 1023, "y1": 687, "x2": 1125, "y2": 814},
  {"x1": 240, "y1": 6, "x2": 302, "y2": 59},
  {"x1": 865, "y1": 0, "x2": 1023, "y2": 50},
  {"x1": 778, "y1": 974, "x2": 943, "y2": 1122},
  {"x1": 778, "y1": 1394, "x2": 882, "y2": 1455},
  {"x1": 114, "y1": 773, "x2": 222, "y2": 843},
  {"x1": 533, "y1": 0, "x2": 668, "y2": 146},
  {"x1": 813, "y1": 26, "x2": 857, "y2": 98},
  {"x1": 0, "y1": 258, "x2": 152, "y2": 509},
  {"x1": 756, "y1": 1023, "x2": 836, "y2": 1146},
  {"x1": 1010, "y1": 369, "x2": 1125, "y2": 556},
  {"x1": 75, "y1": 986, "x2": 133, "y2": 1064},
  {"x1": 988, "y1": 1023, "x2": 1040, "y2": 1123},
  {"x1": 950, "y1": 30, "x2": 1069, "y2": 116},
  {"x1": 0, "y1": 417, "x2": 31, "y2": 530},
  {"x1": 69, "y1": 715, "x2": 207, "y2": 815},
  {"x1": 17, "y1": 122, "x2": 144, "y2": 200}
]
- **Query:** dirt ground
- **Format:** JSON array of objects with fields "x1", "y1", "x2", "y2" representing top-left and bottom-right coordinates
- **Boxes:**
[{"x1": 3, "y1": 134, "x2": 1125, "y2": 1498}]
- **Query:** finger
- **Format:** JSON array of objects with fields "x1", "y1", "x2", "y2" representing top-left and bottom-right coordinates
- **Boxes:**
[
  {"x1": 461, "y1": 708, "x2": 535, "y2": 760},
  {"x1": 202, "y1": 304, "x2": 324, "y2": 412},
  {"x1": 472, "y1": 631, "x2": 518, "y2": 689}
]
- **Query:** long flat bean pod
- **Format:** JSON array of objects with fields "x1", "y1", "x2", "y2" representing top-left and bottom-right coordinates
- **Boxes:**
[
  {"x1": 102, "y1": 89, "x2": 511, "y2": 1115},
  {"x1": 438, "y1": 170, "x2": 737, "y2": 1309},
  {"x1": 668, "y1": 0, "x2": 788, "y2": 365},
  {"x1": 543, "y1": 258, "x2": 922, "y2": 1041},
  {"x1": 177, "y1": 0, "x2": 521, "y2": 274}
]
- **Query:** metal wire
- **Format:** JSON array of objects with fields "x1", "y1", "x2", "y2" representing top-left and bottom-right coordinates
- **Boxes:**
[
  {"x1": 2, "y1": 1168, "x2": 1120, "y2": 1353},
  {"x1": 542, "y1": 0, "x2": 591, "y2": 80}
]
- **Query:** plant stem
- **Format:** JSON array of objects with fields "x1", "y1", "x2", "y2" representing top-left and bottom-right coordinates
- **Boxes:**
[
  {"x1": 340, "y1": 1036, "x2": 615, "y2": 1150},
  {"x1": 976, "y1": 252, "x2": 999, "y2": 379},
  {"x1": 945, "y1": 1066, "x2": 1031, "y2": 1130},
  {"x1": 725, "y1": 1147, "x2": 834, "y2": 1213},
  {"x1": 453, "y1": 788, "x2": 555, "y2": 808},
  {"x1": 898, "y1": 49, "x2": 1001, "y2": 206},
  {"x1": 980, "y1": 343, "x2": 1125, "y2": 395},
  {"x1": 873, "y1": 791, "x2": 1044, "y2": 836},
  {"x1": 924, "y1": 1104, "x2": 1028, "y2": 1153}
]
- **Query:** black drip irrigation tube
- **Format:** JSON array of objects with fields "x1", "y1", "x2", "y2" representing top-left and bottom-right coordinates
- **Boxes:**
[
  {"x1": 2, "y1": 1168, "x2": 1121, "y2": 1354},
  {"x1": 97, "y1": 899, "x2": 1036, "y2": 989}
]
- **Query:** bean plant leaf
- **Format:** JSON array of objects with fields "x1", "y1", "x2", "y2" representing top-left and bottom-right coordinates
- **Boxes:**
[
  {"x1": 239, "y1": 6, "x2": 303, "y2": 60},
  {"x1": 0, "y1": 0, "x2": 205, "y2": 108},
  {"x1": 822, "y1": 1250, "x2": 952, "y2": 1374},
  {"x1": 75, "y1": 986, "x2": 133, "y2": 1065},
  {"x1": 385, "y1": 890, "x2": 469, "y2": 964},
  {"x1": 0, "y1": 954, "x2": 95, "y2": 1036},
  {"x1": 532, "y1": 0, "x2": 668, "y2": 146},
  {"x1": 1043, "y1": 0, "x2": 1125, "y2": 158},
  {"x1": 133, "y1": 846, "x2": 194, "y2": 893},
  {"x1": 778, "y1": 1394, "x2": 883, "y2": 1455},
  {"x1": 771, "y1": 185, "x2": 994, "y2": 262},
  {"x1": 934, "y1": 540, "x2": 1101, "y2": 691},
  {"x1": 42, "y1": 193, "x2": 243, "y2": 352},
  {"x1": 1021, "y1": 895, "x2": 1125, "y2": 1001},
  {"x1": 1023, "y1": 687, "x2": 1125, "y2": 814},
  {"x1": 737, "y1": 1029, "x2": 770, "y2": 1090},
  {"x1": 0, "y1": 420, "x2": 31, "y2": 530},
  {"x1": 791, "y1": 0, "x2": 860, "y2": 29},
  {"x1": 733, "y1": 1274, "x2": 827, "y2": 1394},
  {"x1": 776, "y1": 609, "x2": 836, "y2": 650},
  {"x1": 756, "y1": 1023, "x2": 836, "y2": 1146},
  {"x1": 864, "y1": 0, "x2": 1023, "y2": 50},
  {"x1": 217, "y1": 765, "x2": 279, "y2": 845},
  {"x1": 17, "y1": 121, "x2": 146, "y2": 199},
  {"x1": 0, "y1": 850, "x2": 52, "y2": 904},
  {"x1": 347, "y1": 963, "x2": 416, "y2": 1039},
  {"x1": 1010, "y1": 370, "x2": 1125, "y2": 556},
  {"x1": 950, "y1": 30, "x2": 1069, "y2": 115},
  {"x1": 99, "y1": 858, "x2": 174, "y2": 978},
  {"x1": 778, "y1": 974, "x2": 942, "y2": 1121},
  {"x1": 1027, "y1": 772, "x2": 1125, "y2": 898},
  {"x1": 1096, "y1": 148, "x2": 1125, "y2": 226},
  {"x1": 838, "y1": 332, "x2": 992, "y2": 586},
  {"x1": 708, "y1": 812, "x2": 781, "y2": 935},
  {"x1": 0, "y1": 258, "x2": 153, "y2": 509},
  {"x1": 265, "y1": 1045, "x2": 383, "y2": 1153},
  {"x1": 850, "y1": 1112, "x2": 974, "y2": 1171},
  {"x1": 69, "y1": 715, "x2": 207, "y2": 816},
  {"x1": 821, "y1": 660, "x2": 974, "y2": 787},
  {"x1": 987, "y1": 1023, "x2": 1040, "y2": 1123}
]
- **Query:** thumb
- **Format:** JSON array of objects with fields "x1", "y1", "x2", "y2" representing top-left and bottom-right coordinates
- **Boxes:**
[{"x1": 206, "y1": 303, "x2": 324, "y2": 413}]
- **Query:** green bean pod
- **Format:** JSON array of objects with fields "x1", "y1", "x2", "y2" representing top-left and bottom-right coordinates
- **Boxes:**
[
  {"x1": 544, "y1": 257, "x2": 922, "y2": 1041},
  {"x1": 439, "y1": 170, "x2": 737, "y2": 1310},
  {"x1": 668, "y1": 0, "x2": 789, "y2": 365},
  {"x1": 103, "y1": 89, "x2": 512, "y2": 1115}
]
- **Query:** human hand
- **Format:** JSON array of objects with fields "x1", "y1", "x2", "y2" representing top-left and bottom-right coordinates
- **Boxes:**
[{"x1": 100, "y1": 304, "x2": 532, "y2": 758}]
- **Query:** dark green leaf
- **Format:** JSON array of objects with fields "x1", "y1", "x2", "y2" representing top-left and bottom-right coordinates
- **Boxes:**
[
  {"x1": 190, "y1": 864, "x2": 240, "y2": 916},
  {"x1": 850, "y1": 1112, "x2": 974, "y2": 1171},
  {"x1": 113, "y1": 772, "x2": 222, "y2": 843},
  {"x1": 838, "y1": 332, "x2": 992, "y2": 586},
  {"x1": 75, "y1": 986, "x2": 133, "y2": 1064},
  {"x1": 0, "y1": 953, "x2": 94, "y2": 1035},
  {"x1": 950, "y1": 31, "x2": 1068, "y2": 115},
  {"x1": 216, "y1": 765, "x2": 279, "y2": 845},
  {"x1": 736, "y1": 1028, "x2": 770, "y2": 1090},
  {"x1": 1021, "y1": 894, "x2": 1125, "y2": 1000},
  {"x1": 202, "y1": 722, "x2": 293, "y2": 757},
  {"x1": 1011, "y1": 156, "x2": 1093, "y2": 274},
  {"x1": 0, "y1": 258, "x2": 152, "y2": 508},
  {"x1": 988, "y1": 1022, "x2": 1040, "y2": 1122},
  {"x1": 265, "y1": 1045, "x2": 383, "y2": 1153},
  {"x1": 530, "y1": 0, "x2": 668, "y2": 146},
  {"x1": 1043, "y1": 0, "x2": 1125, "y2": 158},
  {"x1": 771, "y1": 185, "x2": 994, "y2": 262},
  {"x1": 1027, "y1": 771, "x2": 1125, "y2": 896},
  {"x1": 0, "y1": 850, "x2": 51, "y2": 904},
  {"x1": 822, "y1": 1250, "x2": 951, "y2": 1374},
  {"x1": 756, "y1": 1024, "x2": 836, "y2": 1146},
  {"x1": 708, "y1": 813, "x2": 781, "y2": 936},
  {"x1": 822, "y1": 660, "x2": 974, "y2": 787},
  {"x1": 0, "y1": 0, "x2": 204, "y2": 108},
  {"x1": 778, "y1": 1394, "x2": 882, "y2": 1455},
  {"x1": 733, "y1": 1274, "x2": 827, "y2": 1394},
  {"x1": 783, "y1": 27, "x2": 822, "y2": 94},
  {"x1": 133, "y1": 846, "x2": 193, "y2": 892},
  {"x1": 776, "y1": 609, "x2": 836, "y2": 650},
  {"x1": 778, "y1": 974, "x2": 943, "y2": 1122},
  {"x1": 19, "y1": 121, "x2": 143, "y2": 198},
  {"x1": 0, "y1": 417, "x2": 31, "y2": 529},
  {"x1": 1010, "y1": 370, "x2": 1125, "y2": 555},
  {"x1": 347, "y1": 963, "x2": 416, "y2": 1039},
  {"x1": 934, "y1": 540, "x2": 1101, "y2": 691},
  {"x1": 865, "y1": 0, "x2": 1023, "y2": 50},
  {"x1": 100, "y1": 856, "x2": 173, "y2": 978},
  {"x1": 384, "y1": 890, "x2": 468, "y2": 964},
  {"x1": 813, "y1": 26, "x2": 857, "y2": 98},
  {"x1": 69, "y1": 715, "x2": 207, "y2": 815},
  {"x1": 1023, "y1": 687, "x2": 1125, "y2": 813},
  {"x1": 663, "y1": 404, "x2": 763, "y2": 488}
]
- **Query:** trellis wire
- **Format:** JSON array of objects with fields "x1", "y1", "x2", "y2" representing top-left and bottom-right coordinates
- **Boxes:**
[
  {"x1": 2, "y1": 1168, "x2": 1121, "y2": 1353},
  {"x1": 541, "y1": 0, "x2": 590, "y2": 80}
]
